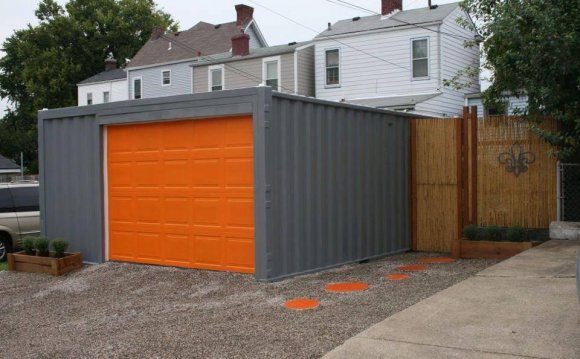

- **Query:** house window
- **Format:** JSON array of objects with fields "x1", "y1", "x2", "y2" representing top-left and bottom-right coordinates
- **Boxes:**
[
  {"x1": 162, "y1": 70, "x2": 171, "y2": 86},
  {"x1": 262, "y1": 57, "x2": 280, "y2": 91},
  {"x1": 209, "y1": 66, "x2": 224, "y2": 91},
  {"x1": 412, "y1": 38, "x2": 429, "y2": 79},
  {"x1": 103, "y1": 91, "x2": 110, "y2": 103},
  {"x1": 87, "y1": 93, "x2": 93, "y2": 105},
  {"x1": 325, "y1": 49, "x2": 340, "y2": 86},
  {"x1": 133, "y1": 78, "x2": 142, "y2": 99}
]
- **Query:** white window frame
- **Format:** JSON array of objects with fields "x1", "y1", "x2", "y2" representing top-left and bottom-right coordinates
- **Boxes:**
[
  {"x1": 324, "y1": 48, "x2": 341, "y2": 88},
  {"x1": 103, "y1": 91, "x2": 110, "y2": 103},
  {"x1": 411, "y1": 37, "x2": 430, "y2": 80},
  {"x1": 86, "y1": 92, "x2": 93, "y2": 105},
  {"x1": 133, "y1": 76, "x2": 142, "y2": 99},
  {"x1": 208, "y1": 65, "x2": 225, "y2": 92},
  {"x1": 161, "y1": 69, "x2": 171, "y2": 86},
  {"x1": 262, "y1": 56, "x2": 281, "y2": 91}
]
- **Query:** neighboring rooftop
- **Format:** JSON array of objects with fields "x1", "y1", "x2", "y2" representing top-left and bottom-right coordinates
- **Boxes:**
[
  {"x1": 316, "y1": 2, "x2": 460, "y2": 38},
  {"x1": 127, "y1": 4, "x2": 264, "y2": 68},
  {"x1": 78, "y1": 68, "x2": 126, "y2": 85},
  {"x1": 190, "y1": 41, "x2": 312, "y2": 67},
  {"x1": 0, "y1": 154, "x2": 20, "y2": 171}
]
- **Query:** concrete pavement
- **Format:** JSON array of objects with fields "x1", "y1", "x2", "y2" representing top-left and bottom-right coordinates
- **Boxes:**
[{"x1": 324, "y1": 240, "x2": 580, "y2": 359}]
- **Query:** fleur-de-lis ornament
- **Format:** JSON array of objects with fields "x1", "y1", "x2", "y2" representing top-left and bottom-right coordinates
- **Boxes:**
[{"x1": 497, "y1": 142, "x2": 536, "y2": 177}]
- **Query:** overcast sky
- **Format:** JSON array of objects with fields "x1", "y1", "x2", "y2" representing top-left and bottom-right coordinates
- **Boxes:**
[{"x1": 0, "y1": 0, "x2": 463, "y2": 111}]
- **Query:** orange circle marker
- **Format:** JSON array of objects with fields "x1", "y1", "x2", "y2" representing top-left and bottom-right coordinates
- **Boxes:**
[
  {"x1": 283, "y1": 298, "x2": 320, "y2": 310},
  {"x1": 325, "y1": 282, "x2": 369, "y2": 293},
  {"x1": 417, "y1": 257, "x2": 456, "y2": 264},
  {"x1": 385, "y1": 274, "x2": 410, "y2": 281},
  {"x1": 396, "y1": 264, "x2": 428, "y2": 272}
]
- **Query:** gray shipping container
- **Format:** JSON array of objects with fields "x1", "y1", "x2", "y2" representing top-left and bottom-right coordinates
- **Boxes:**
[{"x1": 39, "y1": 87, "x2": 411, "y2": 281}]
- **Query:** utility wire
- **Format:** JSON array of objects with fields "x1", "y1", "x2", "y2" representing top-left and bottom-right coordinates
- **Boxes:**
[
  {"x1": 327, "y1": 0, "x2": 476, "y2": 41},
  {"x1": 159, "y1": 33, "x2": 298, "y2": 94},
  {"x1": 247, "y1": 0, "x2": 410, "y2": 71}
]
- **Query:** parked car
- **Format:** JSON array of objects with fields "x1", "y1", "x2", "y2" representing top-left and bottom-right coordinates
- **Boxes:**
[{"x1": 0, "y1": 182, "x2": 40, "y2": 261}]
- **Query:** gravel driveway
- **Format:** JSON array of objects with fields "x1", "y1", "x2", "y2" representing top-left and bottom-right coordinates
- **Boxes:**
[{"x1": 0, "y1": 253, "x2": 497, "y2": 358}]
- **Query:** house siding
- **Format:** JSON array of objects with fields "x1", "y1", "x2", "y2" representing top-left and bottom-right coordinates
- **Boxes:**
[
  {"x1": 246, "y1": 24, "x2": 263, "y2": 50},
  {"x1": 78, "y1": 80, "x2": 128, "y2": 106},
  {"x1": 417, "y1": 7, "x2": 480, "y2": 117},
  {"x1": 297, "y1": 45, "x2": 315, "y2": 97},
  {"x1": 128, "y1": 61, "x2": 192, "y2": 100},
  {"x1": 314, "y1": 26, "x2": 441, "y2": 103},
  {"x1": 192, "y1": 52, "x2": 302, "y2": 95},
  {"x1": 467, "y1": 95, "x2": 529, "y2": 117}
]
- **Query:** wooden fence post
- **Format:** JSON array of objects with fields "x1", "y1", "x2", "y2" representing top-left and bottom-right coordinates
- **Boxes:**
[
  {"x1": 470, "y1": 106, "x2": 478, "y2": 225},
  {"x1": 410, "y1": 119, "x2": 417, "y2": 251}
]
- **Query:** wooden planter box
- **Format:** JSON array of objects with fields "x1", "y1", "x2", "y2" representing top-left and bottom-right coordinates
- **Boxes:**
[
  {"x1": 452, "y1": 238, "x2": 533, "y2": 259},
  {"x1": 7, "y1": 251, "x2": 82, "y2": 276}
]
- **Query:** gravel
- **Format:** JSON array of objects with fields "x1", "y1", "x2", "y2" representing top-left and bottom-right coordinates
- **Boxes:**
[{"x1": 0, "y1": 253, "x2": 498, "y2": 359}]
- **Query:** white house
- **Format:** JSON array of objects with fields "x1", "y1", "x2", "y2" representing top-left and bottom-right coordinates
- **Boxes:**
[
  {"x1": 465, "y1": 92, "x2": 529, "y2": 117},
  {"x1": 314, "y1": 0, "x2": 480, "y2": 117},
  {"x1": 77, "y1": 58, "x2": 127, "y2": 106}
]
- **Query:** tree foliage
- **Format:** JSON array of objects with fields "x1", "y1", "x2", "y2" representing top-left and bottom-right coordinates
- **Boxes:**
[
  {"x1": 460, "y1": 0, "x2": 580, "y2": 162},
  {"x1": 0, "y1": 0, "x2": 177, "y2": 172}
]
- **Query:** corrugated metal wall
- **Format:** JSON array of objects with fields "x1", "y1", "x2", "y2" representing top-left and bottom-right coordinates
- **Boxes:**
[
  {"x1": 39, "y1": 114, "x2": 104, "y2": 263},
  {"x1": 39, "y1": 88, "x2": 411, "y2": 279},
  {"x1": 263, "y1": 93, "x2": 410, "y2": 280}
]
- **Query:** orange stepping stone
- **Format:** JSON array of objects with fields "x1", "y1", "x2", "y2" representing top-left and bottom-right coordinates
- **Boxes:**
[
  {"x1": 283, "y1": 298, "x2": 320, "y2": 310},
  {"x1": 396, "y1": 264, "x2": 428, "y2": 272},
  {"x1": 325, "y1": 282, "x2": 369, "y2": 293},
  {"x1": 417, "y1": 257, "x2": 456, "y2": 264},
  {"x1": 385, "y1": 274, "x2": 410, "y2": 281}
]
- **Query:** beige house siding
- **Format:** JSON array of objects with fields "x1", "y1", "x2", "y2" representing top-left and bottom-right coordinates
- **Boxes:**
[
  {"x1": 192, "y1": 51, "x2": 312, "y2": 96},
  {"x1": 297, "y1": 46, "x2": 315, "y2": 97}
]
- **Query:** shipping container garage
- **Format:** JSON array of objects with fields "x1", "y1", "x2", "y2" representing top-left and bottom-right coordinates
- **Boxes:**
[{"x1": 39, "y1": 88, "x2": 411, "y2": 281}]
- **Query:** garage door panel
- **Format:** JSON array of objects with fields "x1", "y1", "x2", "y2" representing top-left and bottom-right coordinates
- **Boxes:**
[
  {"x1": 225, "y1": 199, "x2": 254, "y2": 227},
  {"x1": 193, "y1": 236, "x2": 223, "y2": 266},
  {"x1": 225, "y1": 238, "x2": 254, "y2": 268},
  {"x1": 108, "y1": 116, "x2": 254, "y2": 273}
]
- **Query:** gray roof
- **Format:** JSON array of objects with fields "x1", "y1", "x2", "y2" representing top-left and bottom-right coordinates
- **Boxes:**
[
  {"x1": 127, "y1": 20, "x2": 252, "y2": 68},
  {"x1": 78, "y1": 68, "x2": 126, "y2": 85},
  {"x1": 316, "y1": 3, "x2": 459, "y2": 38},
  {"x1": 346, "y1": 93, "x2": 441, "y2": 108},
  {"x1": 190, "y1": 41, "x2": 312, "y2": 67},
  {"x1": 0, "y1": 154, "x2": 20, "y2": 170}
]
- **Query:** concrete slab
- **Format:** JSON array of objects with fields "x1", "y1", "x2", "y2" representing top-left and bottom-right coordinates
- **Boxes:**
[
  {"x1": 324, "y1": 240, "x2": 580, "y2": 359},
  {"x1": 478, "y1": 240, "x2": 580, "y2": 278},
  {"x1": 550, "y1": 222, "x2": 580, "y2": 240},
  {"x1": 326, "y1": 337, "x2": 528, "y2": 359}
]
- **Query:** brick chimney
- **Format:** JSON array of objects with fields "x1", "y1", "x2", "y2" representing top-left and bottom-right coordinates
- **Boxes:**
[
  {"x1": 235, "y1": 4, "x2": 254, "y2": 26},
  {"x1": 150, "y1": 26, "x2": 164, "y2": 40},
  {"x1": 231, "y1": 33, "x2": 250, "y2": 56},
  {"x1": 105, "y1": 58, "x2": 117, "y2": 71},
  {"x1": 381, "y1": 0, "x2": 402, "y2": 16}
]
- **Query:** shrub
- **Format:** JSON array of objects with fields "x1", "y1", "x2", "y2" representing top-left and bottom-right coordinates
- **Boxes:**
[
  {"x1": 22, "y1": 237, "x2": 36, "y2": 255},
  {"x1": 51, "y1": 240, "x2": 69, "y2": 258},
  {"x1": 34, "y1": 237, "x2": 50, "y2": 257},
  {"x1": 506, "y1": 226, "x2": 527, "y2": 242},
  {"x1": 484, "y1": 226, "x2": 503, "y2": 241},
  {"x1": 463, "y1": 224, "x2": 478, "y2": 240}
]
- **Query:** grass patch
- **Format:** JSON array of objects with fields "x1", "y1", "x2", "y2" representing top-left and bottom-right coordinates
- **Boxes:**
[{"x1": 0, "y1": 262, "x2": 7, "y2": 271}]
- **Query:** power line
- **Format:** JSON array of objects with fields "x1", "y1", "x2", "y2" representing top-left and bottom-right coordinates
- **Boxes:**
[
  {"x1": 247, "y1": 0, "x2": 410, "y2": 71},
  {"x1": 158, "y1": 33, "x2": 298, "y2": 94},
  {"x1": 327, "y1": 0, "x2": 476, "y2": 41}
]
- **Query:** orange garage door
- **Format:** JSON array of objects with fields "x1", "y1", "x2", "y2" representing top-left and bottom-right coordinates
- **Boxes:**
[{"x1": 106, "y1": 116, "x2": 254, "y2": 273}]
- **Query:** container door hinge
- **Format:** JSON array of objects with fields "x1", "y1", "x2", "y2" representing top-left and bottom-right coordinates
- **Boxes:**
[{"x1": 265, "y1": 200, "x2": 272, "y2": 209}]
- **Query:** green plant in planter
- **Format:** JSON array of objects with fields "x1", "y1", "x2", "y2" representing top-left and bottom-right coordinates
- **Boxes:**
[
  {"x1": 484, "y1": 226, "x2": 503, "y2": 241},
  {"x1": 34, "y1": 237, "x2": 50, "y2": 257},
  {"x1": 51, "y1": 240, "x2": 69, "y2": 258},
  {"x1": 506, "y1": 226, "x2": 527, "y2": 242},
  {"x1": 463, "y1": 224, "x2": 478, "y2": 240},
  {"x1": 22, "y1": 237, "x2": 36, "y2": 255}
]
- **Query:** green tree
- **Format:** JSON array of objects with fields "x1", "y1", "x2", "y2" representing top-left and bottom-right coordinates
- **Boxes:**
[
  {"x1": 0, "y1": 0, "x2": 177, "y2": 172},
  {"x1": 459, "y1": 0, "x2": 580, "y2": 162}
]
